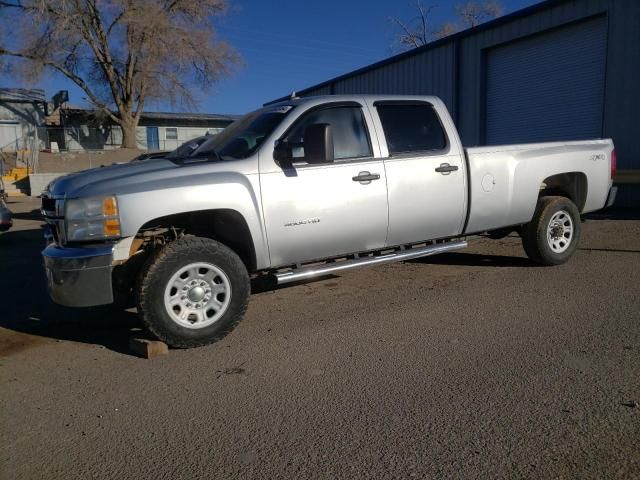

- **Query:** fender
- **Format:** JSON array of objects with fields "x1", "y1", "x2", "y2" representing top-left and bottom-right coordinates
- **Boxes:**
[{"x1": 115, "y1": 170, "x2": 270, "y2": 269}]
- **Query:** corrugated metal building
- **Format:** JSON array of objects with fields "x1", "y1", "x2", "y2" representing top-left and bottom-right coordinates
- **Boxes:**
[{"x1": 271, "y1": 0, "x2": 640, "y2": 206}]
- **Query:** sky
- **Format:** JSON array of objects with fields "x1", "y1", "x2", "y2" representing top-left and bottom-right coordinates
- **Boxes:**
[{"x1": 1, "y1": 0, "x2": 540, "y2": 115}]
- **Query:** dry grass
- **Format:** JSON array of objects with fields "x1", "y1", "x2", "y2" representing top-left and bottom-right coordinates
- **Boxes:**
[{"x1": 38, "y1": 149, "x2": 143, "y2": 173}]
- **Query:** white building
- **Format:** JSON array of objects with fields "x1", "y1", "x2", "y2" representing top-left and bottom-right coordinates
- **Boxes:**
[
  {"x1": 0, "y1": 88, "x2": 47, "y2": 152},
  {"x1": 52, "y1": 108, "x2": 240, "y2": 152}
]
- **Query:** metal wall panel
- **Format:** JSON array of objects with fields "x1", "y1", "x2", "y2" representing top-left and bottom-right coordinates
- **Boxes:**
[
  {"x1": 485, "y1": 16, "x2": 606, "y2": 145},
  {"x1": 287, "y1": 0, "x2": 639, "y2": 204},
  {"x1": 601, "y1": 0, "x2": 640, "y2": 172},
  {"x1": 301, "y1": 84, "x2": 333, "y2": 96},
  {"x1": 303, "y1": 44, "x2": 457, "y2": 116},
  {"x1": 457, "y1": 0, "x2": 611, "y2": 146}
]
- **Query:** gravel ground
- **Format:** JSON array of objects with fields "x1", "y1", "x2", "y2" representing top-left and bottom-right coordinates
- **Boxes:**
[{"x1": 1, "y1": 197, "x2": 638, "y2": 480}]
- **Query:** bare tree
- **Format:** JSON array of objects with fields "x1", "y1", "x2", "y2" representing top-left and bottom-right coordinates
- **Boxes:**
[
  {"x1": 391, "y1": 1, "x2": 436, "y2": 49},
  {"x1": 0, "y1": 0, "x2": 238, "y2": 148},
  {"x1": 456, "y1": 0, "x2": 502, "y2": 28},
  {"x1": 392, "y1": 0, "x2": 502, "y2": 50},
  {"x1": 433, "y1": 22, "x2": 459, "y2": 40}
]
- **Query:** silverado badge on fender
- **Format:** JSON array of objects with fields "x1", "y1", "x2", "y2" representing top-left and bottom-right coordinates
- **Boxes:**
[{"x1": 284, "y1": 217, "x2": 321, "y2": 227}]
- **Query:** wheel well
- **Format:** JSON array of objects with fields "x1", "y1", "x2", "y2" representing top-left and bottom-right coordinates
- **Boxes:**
[
  {"x1": 137, "y1": 209, "x2": 257, "y2": 271},
  {"x1": 539, "y1": 172, "x2": 588, "y2": 211}
]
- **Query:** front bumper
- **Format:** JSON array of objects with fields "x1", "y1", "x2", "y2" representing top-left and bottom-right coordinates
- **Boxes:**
[{"x1": 42, "y1": 243, "x2": 114, "y2": 307}]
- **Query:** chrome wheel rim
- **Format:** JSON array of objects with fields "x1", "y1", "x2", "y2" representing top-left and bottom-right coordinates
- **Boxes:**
[
  {"x1": 163, "y1": 262, "x2": 232, "y2": 329},
  {"x1": 547, "y1": 210, "x2": 574, "y2": 253}
]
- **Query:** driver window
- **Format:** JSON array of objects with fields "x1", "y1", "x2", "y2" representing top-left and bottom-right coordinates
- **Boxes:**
[{"x1": 286, "y1": 106, "x2": 372, "y2": 161}]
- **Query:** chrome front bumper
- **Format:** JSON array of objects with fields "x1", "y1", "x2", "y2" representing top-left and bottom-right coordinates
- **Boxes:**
[{"x1": 42, "y1": 243, "x2": 114, "y2": 307}]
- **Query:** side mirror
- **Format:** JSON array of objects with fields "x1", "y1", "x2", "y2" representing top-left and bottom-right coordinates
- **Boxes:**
[
  {"x1": 303, "y1": 123, "x2": 334, "y2": 164},
  {"x1": 273, "y1": 139, "x2": 293, "y2": 164}
]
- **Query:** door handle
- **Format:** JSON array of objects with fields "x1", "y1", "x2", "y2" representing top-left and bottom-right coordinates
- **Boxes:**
[
  {"x1": 435, "y1": 163, "x2": 459, "y2": 175},
  {"x1": 352, "y1": 171, "x2": 381, "y2": 183}
]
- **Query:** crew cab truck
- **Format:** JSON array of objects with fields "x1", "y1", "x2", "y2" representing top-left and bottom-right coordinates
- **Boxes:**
[{"x1": 41, "y1": 95, "x2": 617, "y2": 348}]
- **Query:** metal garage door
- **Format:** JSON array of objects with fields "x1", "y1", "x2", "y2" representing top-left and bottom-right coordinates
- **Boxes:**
[{"x1": 485, "y1": 17, "x2": 607, "y2": 145}]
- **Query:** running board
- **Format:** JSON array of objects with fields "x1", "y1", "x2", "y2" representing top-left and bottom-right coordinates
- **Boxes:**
[{"x1": 274, "y1": 240, "x2": 467, "y2": 285}]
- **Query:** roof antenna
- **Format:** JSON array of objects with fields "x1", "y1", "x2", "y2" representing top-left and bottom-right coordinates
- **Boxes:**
[{"x1": 289, "y1": 91, "x2": 299, "y2": 100}]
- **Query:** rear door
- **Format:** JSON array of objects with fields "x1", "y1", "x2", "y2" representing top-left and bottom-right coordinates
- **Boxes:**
[{"x1": 367, "y1": 100, "x2": 467, "y2": 246}]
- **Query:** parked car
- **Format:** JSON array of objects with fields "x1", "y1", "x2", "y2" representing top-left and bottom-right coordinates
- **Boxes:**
[
  {"x1": 130, "y1": 134, "x2": 214, "y2": 163},
  {"x1": 0, "y1": 179, "x2": 12, "y2": 233},
  {"x1": 40, "y1": 95, "x2": 617, "y2": 348},
  {"x1": 165, "y1": 134, "x2": 213, "y2": 161},
  {"x1": 130, "y1": 151, "x2": 169, "y2": 162}
]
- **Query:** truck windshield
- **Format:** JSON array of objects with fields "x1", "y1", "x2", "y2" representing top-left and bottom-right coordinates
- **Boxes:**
[{"x1": 170, "y1": 105, "x2": 295, "y2": 162}]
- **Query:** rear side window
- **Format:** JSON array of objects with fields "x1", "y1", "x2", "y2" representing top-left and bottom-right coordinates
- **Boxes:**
[
  {"x1": 286, "y1": 106, "x2": 372, "y2": 161},
  {"x1": 377, "y1": 104, "x2": 447, "y2": 155}
]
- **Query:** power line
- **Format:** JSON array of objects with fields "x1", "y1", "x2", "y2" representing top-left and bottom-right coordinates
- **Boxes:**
[
  {"x1": 217, "y1": 25, "x2": 380, "y2": 54},
  {"x1": 239, "y1": 47, "x2": 370, "y2": 67},
  {"x1": 221, "y1": 32, "x2": 380, "y2": 60}
]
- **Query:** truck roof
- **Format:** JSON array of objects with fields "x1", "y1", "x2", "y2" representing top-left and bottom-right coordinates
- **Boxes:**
[{"x1": 267, "y1": 94, "x2": 444, "y2": 108}]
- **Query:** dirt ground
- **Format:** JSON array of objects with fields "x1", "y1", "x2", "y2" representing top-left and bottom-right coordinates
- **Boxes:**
[
  {"x1": 37, "y1": 149, "x2": 143, "y2": 173},
  {"x1": 0, "y1": 197, "x2": 639, "y2": 479}
]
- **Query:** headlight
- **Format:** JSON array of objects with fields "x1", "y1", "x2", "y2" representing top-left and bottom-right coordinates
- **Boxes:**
[{"x1": 65, "y1": 195, "x2": 121, "y2": 241}]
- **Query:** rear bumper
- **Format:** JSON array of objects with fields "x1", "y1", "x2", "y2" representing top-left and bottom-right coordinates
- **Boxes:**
[
  {"x1": 42, "y1": 243, "x2": 114, "y2": 307},
  {"x1": 605, "y1": 185, "x2": 618, "y2": 208}
]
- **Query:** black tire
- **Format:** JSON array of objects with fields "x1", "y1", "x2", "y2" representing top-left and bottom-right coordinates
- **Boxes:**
[
  {"x1": 521, "y1": 196, "x2": 581, "y2": 266},
  {"x1": 137, "y1": 236, "x2": 250, "y2": 348}
]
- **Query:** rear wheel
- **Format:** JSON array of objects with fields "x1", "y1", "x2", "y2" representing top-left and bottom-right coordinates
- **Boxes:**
[
  {"x1": 521, "y1": 196, "x2": 581, "y2": 265},
  {"x1": 137, "y1": 236, "x2": 250, "y2": 348}
]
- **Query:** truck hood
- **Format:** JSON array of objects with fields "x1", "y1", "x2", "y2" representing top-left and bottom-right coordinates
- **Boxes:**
[{"x1": 47, "y1": 158, "x2": 178, "y2": 198}]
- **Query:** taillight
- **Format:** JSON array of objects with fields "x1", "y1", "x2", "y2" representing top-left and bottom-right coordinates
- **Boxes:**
[{"x1": 611, "y1": 149, "x2": 617, "y2": 179}]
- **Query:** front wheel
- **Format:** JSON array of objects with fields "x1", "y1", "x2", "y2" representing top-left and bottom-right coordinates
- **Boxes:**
[
  {"x1": 137, "y1": 236, "x2": 250, "y2": 348},
  {"x1": 521, "y1": 196, "x2": 581, "y2": 266}
]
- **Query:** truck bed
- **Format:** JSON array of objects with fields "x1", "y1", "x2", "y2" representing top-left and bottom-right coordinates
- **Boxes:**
[{"x1": 464, "y1": 139, "x2": 614, "y2": 234}]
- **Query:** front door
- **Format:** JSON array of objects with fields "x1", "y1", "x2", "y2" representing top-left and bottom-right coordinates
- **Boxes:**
[
  {"x1": 146, "y1": 126, "x2": 159, "y2": 150},
  {"x1": 260, "y1": 103, "x2": 388, "y2": 267}
]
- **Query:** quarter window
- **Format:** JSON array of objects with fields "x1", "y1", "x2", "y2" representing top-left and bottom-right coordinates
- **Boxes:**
[
  {"x1": 286, "y1": 106, "x2": 372, "y2": 161},
  {"x1": 377, "y1": 104, "x2": 447, "y2": 155}
]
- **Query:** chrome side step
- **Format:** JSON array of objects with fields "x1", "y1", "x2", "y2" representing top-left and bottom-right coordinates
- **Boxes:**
[{"x1": 274, "y1": 240, "x2": 467, "y2": 285}]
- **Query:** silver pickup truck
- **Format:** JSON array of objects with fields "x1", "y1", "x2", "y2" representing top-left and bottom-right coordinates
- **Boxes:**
[{"x1": 41, "y1": 95, "x2": 617, "y2": 348}]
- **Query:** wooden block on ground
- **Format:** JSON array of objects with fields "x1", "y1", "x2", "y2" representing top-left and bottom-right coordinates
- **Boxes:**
[{"x1": 129, "y1": 337, "x2": 169, "y2": 359}]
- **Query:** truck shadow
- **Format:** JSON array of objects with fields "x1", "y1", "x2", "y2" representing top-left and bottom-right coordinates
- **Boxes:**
[
  {"x1": 411, "y1": 252, "x2": 534, "y2": 267},
  {"x1": 583, "y1": 208, "x2": 640, "y2": 221},
  {"x1": 0, "y1": 227, "x2": 143, "y2": 357},
  {"x1": 8, "y1": 208, "x2": 43, "y2": 222},
  {"x1": 251, "y1": 273, "x2": 338, "y2": 294},
  {"x1": 0, "y1": 226, "x2": 535, "y2": 357}
]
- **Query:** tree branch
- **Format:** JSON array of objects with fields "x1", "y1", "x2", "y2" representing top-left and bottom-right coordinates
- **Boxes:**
[
  {"x1": 390, "y1": 17, "x2": 422, "y2": 49},
  {"x1": 0, "y1": 47, "x2": 120, "y2": 124}
]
